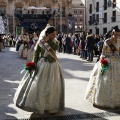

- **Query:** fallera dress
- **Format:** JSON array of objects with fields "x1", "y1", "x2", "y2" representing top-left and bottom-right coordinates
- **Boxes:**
[
  {"x1": 14, "y1": 38, "x2": 65, "y2": 114},
  {"x1": 85, "y1": 39, "x2": 120, "y2": 109}
]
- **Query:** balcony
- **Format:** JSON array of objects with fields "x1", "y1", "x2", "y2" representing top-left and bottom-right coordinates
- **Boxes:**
[
  {"x1": 102, "y1": 18, "x2": 107, "y2": 23},
  {"x1": 89, "y1": 9, "x2": 92, "y2": 14},
  {"x1": 88, "y1": 21, "x2": 92, "y2": 25},
  {"x1": 96, "y1": 8, "x2": 99, "y2": 12},
  {"x1": 103, "y1": 5, "x2": 107, "y2": 10},
  {"x1": 112, "y1": 2, "x2": 116, "y2": 8}
]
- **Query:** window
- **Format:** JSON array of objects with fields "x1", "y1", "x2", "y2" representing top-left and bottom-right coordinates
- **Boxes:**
[
  {"x1": 96, "y1": 28, "x2": 99, "y2": 35},
  {"x1": 96, "y1": 2, "x2": 99, "y2": 12},
  {"x1": 80, "y1": 18, "x2": 82, "y2": 22},
  {"x1": 113, "y1": 0, "x2": 116, "y2": 8},
  {"x1": 92, "y1": 14, "x2": 95, "y2": 24},
  {"x1": 80, "y1": 11, "x2": 82, "y2": 14},
  {"x1": 89, "y1": 16, "x2": 92, "y2": 25},
  {"x1": 103, "y1": 13, "x2": 107, "y2": 23},
  {"x1": 96, "y1": 14, "x2": 99, "y2": 23},
  {"x1": 89, "y1": 29, "x2": 92, "y2": 34},
  {"x1": 108, "y1": 0, "x2": 112, "y2": 7},
  {"x1": 111, "y1": 10, "x2": 116, "y2": 22},
  {"x1": 103, "y1": 28, "x2": 107, "y2": 34},
  {"x1": 89, "y1": 4, "x2": 92, "y2": 13},
  {"x1": 104, "y1": 0, "x2": 107, "y2": 10},
  {"x1": 74, "y1": 10, "x2": 77, "y2": 14}
]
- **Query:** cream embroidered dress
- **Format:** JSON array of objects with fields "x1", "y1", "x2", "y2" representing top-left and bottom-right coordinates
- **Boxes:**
[
  {"x1": 85, "y1": 38, "x2": 120, "y2": 109},
  {"x1": 14, "y1": 38, "x2": 65, "y2": 114}
]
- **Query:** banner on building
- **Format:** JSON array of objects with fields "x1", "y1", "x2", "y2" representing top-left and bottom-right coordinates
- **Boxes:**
[
  {"x1": 2, "y1": 16, "x2": 7, "y2": 32},
  {"x1": 16, "y1": 26, "x2": 22, "y2": 36},
  {"x1": 0, "y1": 16, "x2": 6, "y2": 34},
  {"x1": 99, "y1": 7, "x2": 103, "y2": 19},
  {"x1": 68, "y1": 16, "x2": 75, "y2": 33}
]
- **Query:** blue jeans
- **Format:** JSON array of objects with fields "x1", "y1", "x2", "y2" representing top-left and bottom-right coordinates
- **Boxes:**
[
  {"x1": 87, "y1": 50, "x2": 94, "y2": 61},
  {"x1": 80, "y1": 49, "x2": 87, "y2": 59}
]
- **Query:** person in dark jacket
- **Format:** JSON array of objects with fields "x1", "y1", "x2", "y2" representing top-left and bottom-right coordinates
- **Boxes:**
[
  {"x1": 65, "y1": 35, "x2": 71, "y2": 54},
  {"x1": 80, "y1": 36, "x2": 87, "y2": 59},
  {"x1": 57, "y1": 34, "x2": 63, "y2": 52},
  {"x1": 85, "y1": 32, "x2": 95, "y2": 62},
  {"x1": 73, "y1": 34, "x2": 79, "y2": 55}
]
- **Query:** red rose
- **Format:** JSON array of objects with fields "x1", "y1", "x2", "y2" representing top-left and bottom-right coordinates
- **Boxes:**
[
  {"x1": 101, "y1": 58, "x2": 108, "y2": 65},
  {"x1": 26, "y1": 62, "x2": 35, "y2": 67}
]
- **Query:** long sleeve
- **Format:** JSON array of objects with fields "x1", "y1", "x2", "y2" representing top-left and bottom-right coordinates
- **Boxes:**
[
  {"x1": 32, "y1": 43, "x2": 41, "y2": 64},
  {"x1": 47, "y1": 40, "x2": 59, "y2": 50}
]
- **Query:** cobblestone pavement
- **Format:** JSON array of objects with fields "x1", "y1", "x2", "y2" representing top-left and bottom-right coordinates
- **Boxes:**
[{"x1": 0, "y1": 47, "x2": 120, "y2": 120}]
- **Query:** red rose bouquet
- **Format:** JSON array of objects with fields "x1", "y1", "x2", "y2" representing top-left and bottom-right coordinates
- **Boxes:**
[
  {"x1": 100, "y1": 58, "x2": 110, "y2": 76},
  {"x1": 25, "y1": 62, "x2": 36, "y2": 70},
  {"x1": 25, "y1": 62, "x2": 36, "y2": 77},
  {"x1": 21, "y1": 62, "x2": 36, "y2": 77}
]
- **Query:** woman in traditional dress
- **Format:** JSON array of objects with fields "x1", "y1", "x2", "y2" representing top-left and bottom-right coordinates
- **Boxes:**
[
  {"x1": 85, "y1": 26, "x2": 120, "y2": 109},
  {"x1": 22, "y1": 36, "x2": 30, "y2": 59},
  {"x1": 27, "y1": 38, "x2": 37, "y2": 62},
  {"x1": 14, "y1": 26, "x2": 65, "y2": 114},
  {"x1": 18, "y1": 35, "x2": 24, "y2": 57}
]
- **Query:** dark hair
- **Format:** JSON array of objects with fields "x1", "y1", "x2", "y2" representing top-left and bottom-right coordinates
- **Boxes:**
[
  {"x1": 105, "y1": 26, "x2": 120, "y2": 39},
  {"x1": 87, "y1": 32, "x2": 91, "y2": 35},
  {"x1": 45, "y1": 26, "x2": 56, "y2": 36}
]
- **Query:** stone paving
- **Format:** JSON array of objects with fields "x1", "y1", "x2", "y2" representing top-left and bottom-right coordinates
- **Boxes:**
[{"x1": 0, "y1": 47, "x2": 120, "y2": 120}]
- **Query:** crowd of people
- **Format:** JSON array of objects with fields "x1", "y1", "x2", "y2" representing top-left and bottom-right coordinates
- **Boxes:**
[
  {"x1": 16, "y1": 33, "x2": 39, "y2": 61},
  {"x1": 57, "y1": 32, "x2": 105, "y2": 62},
  {"x1": 0, "y1": 34, "x2": 16, "y2": 51},
  {"x1": 0, "y1": 30, "x2": 105, "y2": 64}
]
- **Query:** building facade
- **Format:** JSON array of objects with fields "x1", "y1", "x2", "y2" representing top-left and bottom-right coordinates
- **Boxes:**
[
  {"x1": 0, "y1": 0, "x2": 73, "y2": 34},
  {"x1": 72, "y1": 0, "x2": 85, "y2": 33},
  {"x1": 86, "y1": 0, "x2": 120, "y2": 35}
]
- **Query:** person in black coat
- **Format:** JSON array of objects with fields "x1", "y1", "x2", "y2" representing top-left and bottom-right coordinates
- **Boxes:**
[
  {"x1": 85, "y1": 32, "x2": 95, "y2": 62},
  {"x1": 57, "y1": 34, "x2": 63, "y2": 52},
  {"x1": 65, "y1": 35, "x2": 71, "y2": 54}
]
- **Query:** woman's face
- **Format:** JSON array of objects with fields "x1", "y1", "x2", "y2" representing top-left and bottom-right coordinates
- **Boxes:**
[{"x1": 49, "y1": 31, "x2": 56, "y2": 40}]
